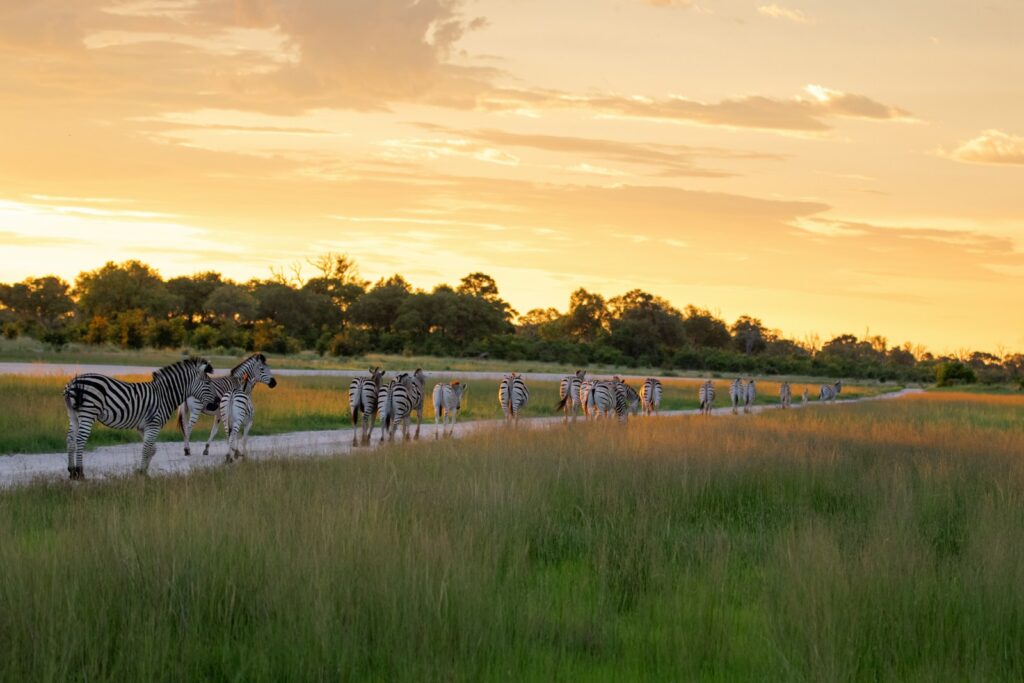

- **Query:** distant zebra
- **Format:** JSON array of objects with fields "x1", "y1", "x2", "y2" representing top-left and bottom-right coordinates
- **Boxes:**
[
  {"x1": 433, "y1": 381, "x2": 468, "y2": 438},
  {"x1": 579, "y1": 379, "x2": 597, "y2": 419},
  {"x1": 349, "y1": 366, "x2": 385, "y2": 446},
  {"x1": 729, "y1": 379, "x2": 743, "y2": 414},
  {"x1": 744, "y1": 380, "x2": 756, "y2": 413},
  {"x1": 779, "y1": 382, "x2": 792, "y2": 409},
  {"x1": 499, "y1": 373, "x2": 529, "y2": 424},
  {"x1": 592, "y1": 380, "x2": 629, "y2": 423},
  {"x1": 221, "y1": 372, "x2": 259, "y2": 463},
  {"x1": 699, "y1": 380, "x2": 715, "y2": 416},
  {"x1": 640, "y1": 378, "x2": 663, "y2": 416},
  {"x1": 177, "y1": 353, "x2": 277, "y2": 457},
  {"x1": 64, "y1": 357, "x2": 219, "y2": 479},
  {"x1": 802, "y1": 387, "x2": 809, "y2": 405},
  {"x1": 556, "y1": 369, "x2": 587, "y2": 421},
  {"x1": 616, "y1": 377, "x2": 642, "y2": 416},
  {"x1": 379, "y1": 369, "x2": 426, "y2": 441},
  {"x1": 819, "y1": 380, "x2": 842, "y2": 402}
]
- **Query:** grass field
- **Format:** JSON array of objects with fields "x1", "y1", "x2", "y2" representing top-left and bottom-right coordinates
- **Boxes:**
[
  {"x1": 0, "y1": 393, "x2": 1022, "y2": 680},
  {"x1": 0, "y1": 373, "x2": 892, "y2": 454}
]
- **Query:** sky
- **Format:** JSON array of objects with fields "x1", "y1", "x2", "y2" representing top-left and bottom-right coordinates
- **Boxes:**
[{"x1": 1, "y1": 0, "x2": 1023, "y2": 353}]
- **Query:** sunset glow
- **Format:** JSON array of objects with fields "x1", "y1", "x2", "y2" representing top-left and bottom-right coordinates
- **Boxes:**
[{"x1": 2, "y1": 0, "x2": 1023, "y2": 352}]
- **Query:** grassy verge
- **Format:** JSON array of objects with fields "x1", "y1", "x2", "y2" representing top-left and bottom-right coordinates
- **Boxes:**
[
  {"x1": 0, "y1": 374, "x2": 893, "y2": 455},
  {"x1": 1, "y1": 395, "x2": 1023, "y2": 679}
]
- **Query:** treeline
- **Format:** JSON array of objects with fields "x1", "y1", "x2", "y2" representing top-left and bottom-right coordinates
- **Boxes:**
[{"x1": 1, "y1": 255, "x2": 1020, "y2": 386}]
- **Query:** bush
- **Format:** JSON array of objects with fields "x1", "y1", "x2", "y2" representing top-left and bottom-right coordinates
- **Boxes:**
[
  {"x1": 146, "y1": 318, "x2": 187, "y2": 349},
  {"x1": 113, "y1": 309, "x2": 147, "y2": 350},
  {"x1": 935, "y1": 361, "x2": 977, "y2": 387},
  {"x1": 83, "y1": 316, "x2": 112, "y2": 345},
  {"x1": 2, "y1": 323, "x2": 19, "y2": 340},
  {"x1": 190, "y1": 325, "x2": 219, "y2": 350}
]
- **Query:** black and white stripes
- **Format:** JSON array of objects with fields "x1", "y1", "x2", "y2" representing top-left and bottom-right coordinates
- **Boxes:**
[
  {"x1": 379, "y1": 368, "x2": 426, "y2": 441},
  {"x1": 556, "y1": 370, "x2": 586, "y2": 422},
  {"x1": 779, "y1": 382, "x2": 792, "y2": 409},
  {"x1": 640, "y1": 378, "x2": 662, "y2": 416},
  {"x1": 350, "y1": 366, "x2": 386, "y2": 445},
  {"x1": 432, "y1": 381, "x2": 468, "y2": 438},
  {"x1": 221, "y1": 372, "x2": 258, "y2": 463},
  {"x1": 499, "y1": 373, "x2": 530, "y2": 423},
  {"x1": 64, "y1": 357, "x2": 219, "y2": 479},
  {"x1": 699, "y1": 380, "x2": 715, "y2": 415},
  {"x1": 819, "y1": 380, "x2": 842, "y2": 402}
]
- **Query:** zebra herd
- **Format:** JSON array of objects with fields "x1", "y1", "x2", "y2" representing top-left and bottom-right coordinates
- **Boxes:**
[{"x1": 60, "y1": 353, "x2": 848, "y2": 480}]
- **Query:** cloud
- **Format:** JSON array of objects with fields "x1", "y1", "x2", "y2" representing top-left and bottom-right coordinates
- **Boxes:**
[
  {"x1": 757, "y1": 4, "x2": 810, "y2": 23},
  {"x1": 640, "y1": 0, "x2": 694, "y2": 6},
  {"x1": 946, "y1": 129, "x2": 1024, "y2": 165},
  {"x1": 478, "y1": 84, "x2": 912, "y2": 133}
]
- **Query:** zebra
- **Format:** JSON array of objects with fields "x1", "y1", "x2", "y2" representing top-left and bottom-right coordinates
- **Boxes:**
[
  {"x1": 64, "y1": 357, "x2": 220, "y2": 479},
  {"x1": 433, "y1": 381, "x2": 468, "y2": 438},
  {"x1": 779, "y1": 382, "x2": 792, "y2": 409},
  {"x1": 699, "y1": 380, "x2": 715, "y2": 416},
  {"x1": 591, "y1": 380, "x2": 629, "y2": 423},
  {"x1": 349, "y1": 366, "x2": 385, "y2": 446},
  {"x1": 640, "y1": 378, "x2": 662, "y2": 416},
  {"x1": 556, "y1": 369, "x2": 586, "y2": 421},
  {"x1": 579, "y1": 379, "x2": 597, "y2": 419},
  {"x1": 729, "y1": 379, "x2": 743, "y2": 414},
  {"x1": 744, "y1": 379, "x2": 756, "y2": 413},
  {"x1": 221, "y1": 372, "x2": 259, "y2": 463},
  {"x1": 177, "y1": 353, "x2": 277, "y2": 457},
  {"x1": 379, "y1": 368, "x2": 426, "y2": 442},
  {"x1": 499, "y1": 373, "x2": 529, "y2": 424},
  {"x1": 615, "y1": 377, "x2": 642, "y2": 416},
  {"x1": 802, "y1": 387, "x2": 809, "y2": 404},
  {"x1": 819, "y1": 380, "x2": 842, "y2": 402}
]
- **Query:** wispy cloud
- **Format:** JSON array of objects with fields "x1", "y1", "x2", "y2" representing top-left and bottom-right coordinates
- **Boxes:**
[
  {"x1": 945, "y1": 129, "x2": 1024, "y2": 166},
  {"x1": 757, "y1": 4, "x2": 810, "y2": 24}
]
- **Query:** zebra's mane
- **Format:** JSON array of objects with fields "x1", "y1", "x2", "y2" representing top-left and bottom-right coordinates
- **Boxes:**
[
  {"x1": 153, "y1": 356, "x2": 212, "y2": 381},
  {"x1": 230, "y1": 353, "x2": 267, "y2": 376}
]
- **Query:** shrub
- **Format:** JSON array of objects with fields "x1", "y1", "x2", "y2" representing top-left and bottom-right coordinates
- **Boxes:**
[
  {"x1": 935, "y1": 361, "x2": 977, "y2": 387},
  {"x1": 190, "y1": 325, "x2": 219, "y2": 350}
]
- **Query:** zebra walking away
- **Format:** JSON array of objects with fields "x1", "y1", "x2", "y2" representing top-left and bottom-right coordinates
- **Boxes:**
[
  {"x1": 729, "y1": 379, "x2": 743, "y2": 414},
  {"x1": 221, "y1": 372, "x2": 259, "y2": 463},
  {"x1": 556, "y1": 369, "x2": 586, "y2": 421},
  {"x1": 579, "y1": 379, "x2": 597, "y2": 419},
  {"x1": 744, "y1": 380, "x2": 756, "y2": 413},
  {"x1": 802, "y1": 387, "x2": 809, "y2": 404},
  {"x1": 64, "y1": 357, "x2": 219, "y2": 479},
  {"x1": 349, "y1": 366, "x2": 385, "y2": 445},
  {"x1": 433, "y1": 381, "x2": 468, "y2": 438},
  {"x1": 640, "y1": 378, "x2": 663, "y2": 416},
  {"x1": 819, "y1": 380, "x2": 842, "y2": 402},
  {"x1": 699, "y1": 380, "x2": 715, "y2": 416},
  {"x1": 177, "y1": 353, "x2": 277, "y2": 457},
  {"x1": 616, "y1": 377, "x2": 642, "y2": 416},
  {"x1": 592, "y1": 380, "x2": 629, "y2": 423},
  {"x1": 779, "y1": 382, "x2": 792, "y2": 409},
  {"x1": 499, "y1": 373, "x2": 529, "y2": 424},
  {"x1": 379, "y1": 369, "x2": 426, "y2": 442}
]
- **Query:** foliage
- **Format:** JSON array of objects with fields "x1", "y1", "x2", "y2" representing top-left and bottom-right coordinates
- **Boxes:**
[{"x1": 935, "y1": 361, "x2": 978, "y2": 387}]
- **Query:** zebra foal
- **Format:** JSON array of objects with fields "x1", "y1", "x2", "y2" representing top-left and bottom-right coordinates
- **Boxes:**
[
  {"x1": 64, "y1": 357, "x2": 219, "y2": 479},
  {"x1": 556, "y1": 369, "x2": 586, "y2": 422},
  {"x1": 779, "y1": 382, "x2": 792, "y2": 409},
  {"x1": 698, "y1": 380, "x2": 715, "y2": 416},
  {"x1": 433, "y1": 381, "x2": 468, "y2": 438},
  {"x1": 221, "y1": 372, "x2": 259, "y2": 463}
]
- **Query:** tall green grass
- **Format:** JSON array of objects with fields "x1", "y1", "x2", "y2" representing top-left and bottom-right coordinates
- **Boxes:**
[{"x1": 1, "y1": 395, "x2": 1023, "y2": 680}]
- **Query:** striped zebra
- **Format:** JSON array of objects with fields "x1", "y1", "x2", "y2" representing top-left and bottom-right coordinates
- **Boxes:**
[
  {"x1": 379, "y1": 368, "x2": 426, "y2": 442},
  {"x1": 640, "y1": 378, "x2": 662, "y2": 416},
  {"x1": 591, "y1": 380, "x2": 629, "y2": 423},
  {"x1": 802, "y1": 387, "x2": 809, "y2": 405},
  {"x1": 433, "y1": 381, "x2": 468, "y2": 438},
  {"x1": 579, "y1": 379, "x2": 597, "y2": 419},
  {"x1": 819, "y1": 380, "x2": 842, "y2": 402},
  {"x1": 744, "y1": 379, "x2": 756, "y2": 413},
  {"x1": 556, "y1": 369, "x2": 586, "y2": 421},
  {"x1": 221, "y1": 372, "x2": 258, "y2": 463},
  {"x1": 349, "y1": 366, "x2": 385, "y2": 446},
  {"x1": 64, "y1": 357, "x2": 219, "y2": 479},
  {"x1": 499, "y1": 373, "x2": 529, "y2": 424},
  {"x1": 616, "y1": 377, "x2": 642, "y2": 416},
  {"x1": 779, "y1": 382, "x2": 792, "y2": 409},
  {"x1": 699, "y1": 380, "x2": 715, "y2": 416},
  {"x1": 177, "y1": 353, "x2": 277, "y2": 457},
  {"x1": 729, "y1": 379, "x2": 743, "y2": 414}
]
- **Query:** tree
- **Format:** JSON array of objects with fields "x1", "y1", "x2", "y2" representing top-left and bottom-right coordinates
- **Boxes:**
[
  {"x1": 306, "y1": 252, "x2": 367, "y2": 316},
  {"x1": 0, "y1": 276, "x2": 75, "y2": 337},
  {"x1": 348, "y1": 275, "x2": 412, "y2": 336},
  {"x1": 457, "y1": 272, "x2": 516, "y2": 324},
  {"x1": 606, "y1": 289, "x2": 686, "y2": 364},
  {"x1": 731, "y1": 316, "x2": 769, "y2": 355},
  {"x1": 76, "y1": 261, "x2": 177, "y2": 319},
  {"x1": 682, "y1": 306, "x2": 730, "y2": 349},
  {"x1": 166, "y1": 272, "x2": 223, "y2": 325},
  {"x1": 517, "y1": 308, "x2": 564, "y2": 341},
  {"x1": 205, "y1": 284, "x2": 258, "y2": 323},
  {"x1": 565, "y1": 288, "x2": 608, "y2": 342}
]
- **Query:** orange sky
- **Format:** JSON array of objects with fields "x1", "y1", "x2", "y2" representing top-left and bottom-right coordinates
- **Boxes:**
[{"x1": 1, "y1": 0, "x2": 1023, "y2": 353}]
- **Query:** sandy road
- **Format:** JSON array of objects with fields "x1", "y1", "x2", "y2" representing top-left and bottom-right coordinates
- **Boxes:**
[{"x1": 0, "y1": 387, "x2": 921, "y2": 489}]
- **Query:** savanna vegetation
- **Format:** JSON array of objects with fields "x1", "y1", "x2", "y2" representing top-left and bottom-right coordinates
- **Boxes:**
[
  {"x1": 1, "y1": 393, "x2": 1022, "y2": 680},
  {"x1": 3, "y1": 255, "x2": 1019, "y2": 385},
  {"x1": 0, "y1": 373, "x2": 891, "y2": 455}
]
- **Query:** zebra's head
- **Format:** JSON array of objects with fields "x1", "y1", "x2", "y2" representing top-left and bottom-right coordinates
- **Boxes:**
[
  {"x1": 412, "y1": 368, "x2": 425, "y2": 387},
  {"x1": 368, "y1": 366, "x2": 385, "y2": 385},
  {"x1": 233, "y1": 353, "x2": 277, "y2": 389},
  {"x1": 575, "y1": 369, "x2": 586, "y2": 379},
  {"x1": 164, "y1": 356, "x2": 220, "y2": 412}
]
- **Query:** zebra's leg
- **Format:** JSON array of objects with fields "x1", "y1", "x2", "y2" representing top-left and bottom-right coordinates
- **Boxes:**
[
  {"x1": 240, "y1": 420, "x2": 253, "y2": 459},
  {"x1": 137, "y1": 424, "x2": 161, "y2": 476},
  {"x1": 449, "y1": 407, "x2": 457, "y2": 436},
  {"x1": 435, "y1": 407, "x2": 442, "y2": 439},
  {"x1": 414, "y1": 407, "x2": 423, "y2": 440},
  {"x1": 402, "y1": 415, "x2": 410, "y2": 441},
  {"x1": 65, "y1": 405, "x2": 79, "y2": 477},
  {"x1": 351, "y1": 406, "x2": 360, "y2": 446},
  {"x1": 180, "y1": 398, "x2": 201, "y2": 456},
  {"x1": 203, "y1": 410, "x2": 222, "y2": 456}
]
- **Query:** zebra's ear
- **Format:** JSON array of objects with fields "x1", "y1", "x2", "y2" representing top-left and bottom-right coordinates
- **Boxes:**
[{"x1": 256, "y1": 353, "x2": 266, "y2": 363}]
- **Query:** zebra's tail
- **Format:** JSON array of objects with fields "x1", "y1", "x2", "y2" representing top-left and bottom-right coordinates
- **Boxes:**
[
  {"x1": 555, "y1": 393, "x2": 570, "y2": 412},
  {"x1": 63, "y1": 378, "x2": 85, "y2": 411}
]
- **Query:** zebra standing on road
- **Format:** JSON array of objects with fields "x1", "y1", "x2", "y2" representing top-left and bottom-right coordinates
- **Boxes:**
[
  {"x1": 779, "y1": 382, "x2": 792, "y2": 409},
  {"x1": 221, "y1": 372, "x2": 258, "y2": 463},
  {"x1": 64, "y1": 357, "x2": 220, "y2": 479},
  {"x1": 592, "y1": 380, "x2": 629, "y2": 423},
  {"x1": 729, "y1": 379, "x2": 743, "y2": 414},
  {"x1": 379, "y1": 369, "x2": 426, "y2": 442},
  {"x1": 640, "y1": 378, "x2": 663, "y2": 416},
  {"x1": 819, "y1": 380, "x2": 842, "y2": 402},
  {"x1": 433, "y1": 381, "x2": 468, "y2": 438},
  {"x1": 744, "y1": 380, "x2": 756, "y2": 413},
  {"x1": 802, "y1": 387, "x2": 809, "y2": 405},
  {"x1": 579, "y1": 379, "x2": 597, "y2": 419},
  {"x1": 177, "y1": 353, "x2": 277, "y2": 457},
  {"x1": 699, "y1": 380, "x2": 715, "y2": 416},
  {"x1": 556, "y1": 369, "x2": 587, "y2": 422},
  {"x1": 349, "y1": 366, "x2": 385, "y2": 446},
  {"x1": 499, "y1": 373, "x2": 529, "y2": 424},
  {"x1": 616, "y1": 377, "x2": 642, "y2": 416}
]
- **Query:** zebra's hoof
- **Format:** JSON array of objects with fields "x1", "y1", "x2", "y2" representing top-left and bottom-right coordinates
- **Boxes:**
[
  {"x1": 68, "y1": 466, "x2": 83, "y2": 481},
  {"x1": 202, "y1": 446, "x2": 210, "y2": 456},
  {"x1": 184, "y1": 447, "x2": 191, "y2": 457}
]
